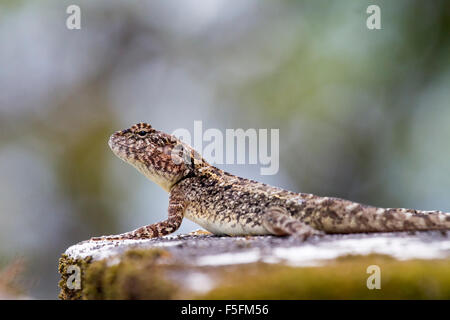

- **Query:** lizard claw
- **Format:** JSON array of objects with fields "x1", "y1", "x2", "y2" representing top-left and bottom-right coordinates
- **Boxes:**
[
  {"x1": 292, "y1": 229, "x2": 325, "y2": 241},
  {"x1": 90, "y1": 235, "x2": 126, "y2": 241},
  {"x1": 90, "y1": 236, "x2": 109, "y2": 241}
]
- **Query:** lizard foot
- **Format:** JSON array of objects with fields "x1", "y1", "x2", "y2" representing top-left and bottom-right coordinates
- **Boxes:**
[
  {"x1": 262, "y1": 206, "x2": 324, "y2": 241},
  {"x1": 187, "y1": 229, "x2": 213, "y2": 236}
]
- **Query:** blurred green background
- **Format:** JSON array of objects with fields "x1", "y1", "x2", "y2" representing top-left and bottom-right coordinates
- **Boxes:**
[{"x1": 0, "y1": 0, "x2": 449, "y2": 298}]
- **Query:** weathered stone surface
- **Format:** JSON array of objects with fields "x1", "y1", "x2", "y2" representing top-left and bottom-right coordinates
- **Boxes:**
[
  {"x1": 59, "y1": 231, "x2": 450, "y2": 299},
  {"x1": 65, "y1": 231, "x2": 449, "y2": 265}
]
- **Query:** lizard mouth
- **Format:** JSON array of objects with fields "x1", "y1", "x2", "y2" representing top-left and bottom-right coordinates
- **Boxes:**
[
  {"x1": 113, "y1": 142, "x2": 147, "y2": 151},
  {"x1": 108, "y1": 135, "x2": 148, "y2": 153}
]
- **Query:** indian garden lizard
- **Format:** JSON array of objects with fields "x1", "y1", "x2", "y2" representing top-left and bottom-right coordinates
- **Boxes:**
[{"x1": 92, "y1": 123, "x2": 450, "y2": 241}]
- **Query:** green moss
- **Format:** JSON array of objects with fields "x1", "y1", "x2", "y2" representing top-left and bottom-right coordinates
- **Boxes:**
[
  {"x1": 58, "y1": 248, "x2": 178, "y2": 300},
  {"x1": 60, "y1": 250, "x2": 450, "y2": 300},
  {"x1": 58, "y1": 254, "x2": 92, "y2": 300},
  {"x1": 199, "y1": 255, "x2": 450, "y2": 299}
]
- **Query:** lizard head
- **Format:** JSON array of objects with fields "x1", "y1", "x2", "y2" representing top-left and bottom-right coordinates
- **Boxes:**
[{"x1": 109, "y1": 123, "x2": 206, "y2": 192}]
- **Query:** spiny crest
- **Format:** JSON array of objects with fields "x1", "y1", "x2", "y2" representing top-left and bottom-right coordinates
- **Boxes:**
[
  {"x1": 112, "y1": 123, "x2": 177, "y2": 147},
  {"x1": 116, "y1": 122, "x2": 155, "y2": 138},
  {"x1": 129, "y1": 122, "x2": 155, "y2": 133}
]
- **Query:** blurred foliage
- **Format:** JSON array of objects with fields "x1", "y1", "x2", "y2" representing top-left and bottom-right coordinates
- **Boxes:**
[
  {"x1": 226, "y1": 0, "x2": 450, "y2": 206},
  {"x1": 0, "y1": 259, "x2": 26, "y2": 299}
]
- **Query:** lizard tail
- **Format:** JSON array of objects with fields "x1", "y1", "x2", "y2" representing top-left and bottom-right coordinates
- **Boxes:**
[
  {"x1": 366, "y1": 207, "x2": 450, "y2": 233},
  {"x1": 312, "y1": 199, "x2": 450, "y2": 234}
]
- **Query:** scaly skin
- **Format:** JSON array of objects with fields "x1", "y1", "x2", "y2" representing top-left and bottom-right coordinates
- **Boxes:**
[{"x1": 92, "y1": 123, "x2": 450, "y2": 241}]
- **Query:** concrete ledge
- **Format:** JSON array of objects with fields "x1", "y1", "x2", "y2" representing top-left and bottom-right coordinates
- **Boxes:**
[{"x1": 58, "y1": 231, "x2": 450, "y2": 299}]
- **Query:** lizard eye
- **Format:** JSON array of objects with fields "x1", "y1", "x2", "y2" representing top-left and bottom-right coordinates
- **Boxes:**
[{"x1": 137, "y1": 130, "x2": 148, "y2": 137}]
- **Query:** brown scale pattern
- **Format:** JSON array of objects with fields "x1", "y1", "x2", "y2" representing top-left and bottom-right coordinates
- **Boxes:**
[{"x1": 92, "y1": 123, "x2": 450, "y2": 240}]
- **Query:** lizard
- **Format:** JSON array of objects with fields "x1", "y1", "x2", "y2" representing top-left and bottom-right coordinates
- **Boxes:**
[{"x1": 92, "y1": 122, "x2": 450, "y2": 241}]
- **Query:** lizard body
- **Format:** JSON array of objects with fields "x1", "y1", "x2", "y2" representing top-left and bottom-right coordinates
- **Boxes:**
[{"x1": 92, "y1": 123, "x2": 450, "y2": 240}]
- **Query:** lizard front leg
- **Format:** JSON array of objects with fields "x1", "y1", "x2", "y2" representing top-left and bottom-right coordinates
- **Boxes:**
[
  {"x1": 91, "y1": 192, "x2": 186, "y2": 241},
  {"x1": 262, "y1": 206, "x2": 324, "y2": 240}
]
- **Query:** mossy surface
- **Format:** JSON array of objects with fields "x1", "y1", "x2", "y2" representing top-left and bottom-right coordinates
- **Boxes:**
[
  {"x1": 60, "y1": 249, "x2": 450, "y2": 300},
  {"x1": 59, "y1": 248, "x2": 178, "y2": 300},
  {"x1": 198, "y1": 254, "x2": 450, "y2": 300},
  {"x1": 58, "y1": 254, "x2": 92, "y2": 300}
]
